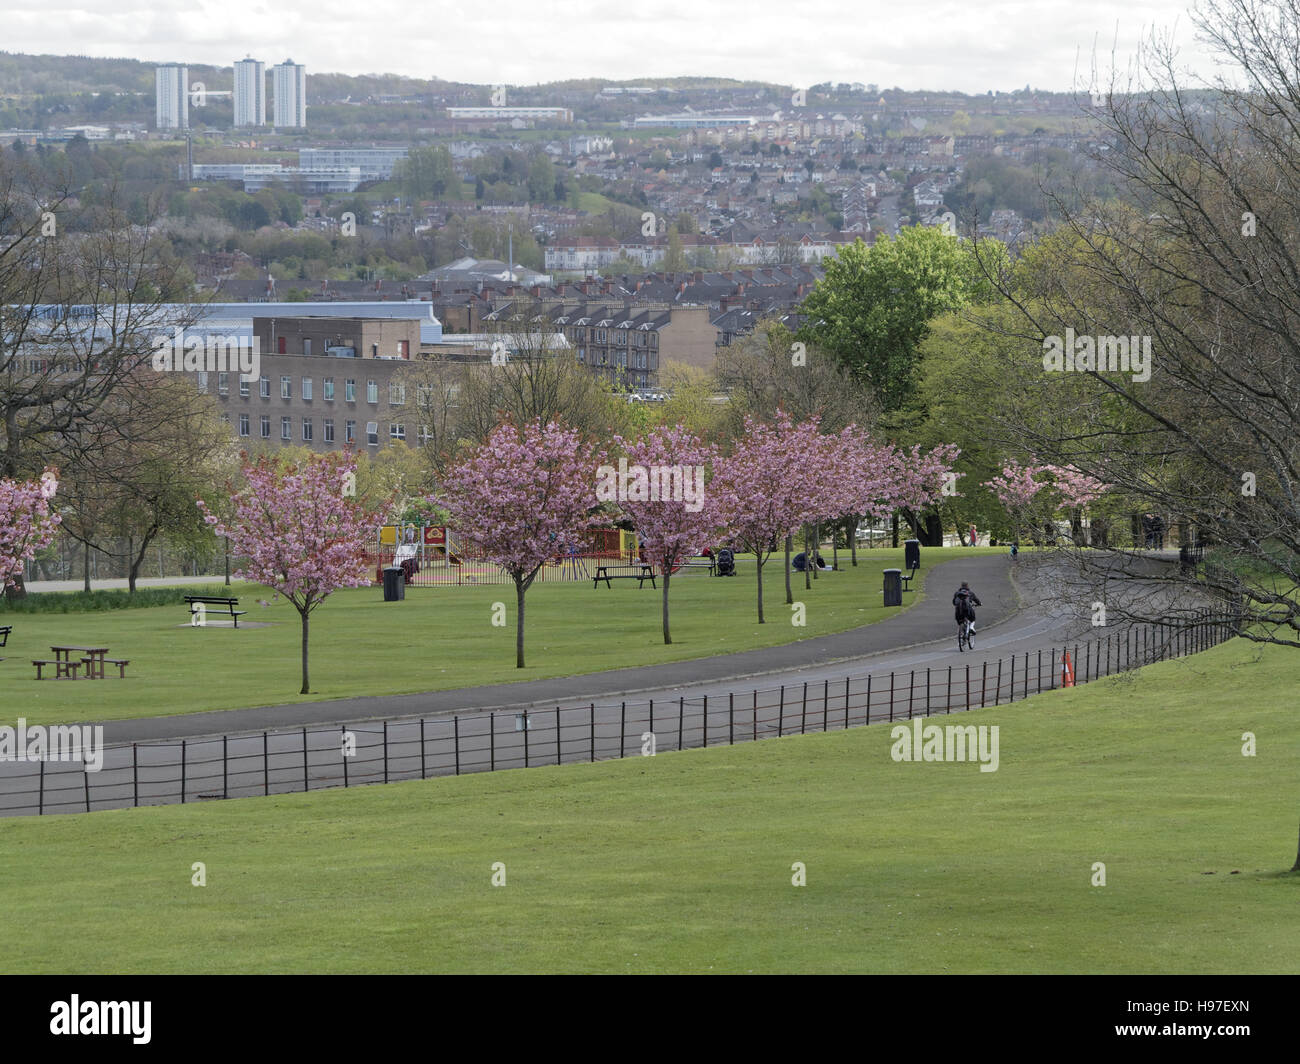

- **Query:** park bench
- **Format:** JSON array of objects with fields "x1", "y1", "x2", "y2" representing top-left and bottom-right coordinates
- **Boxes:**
[
  {"x1": 0, "y1": 623, "x2": 9, "y2": 662},
  {"x1": 32, "y1": 659, "x2": 80, "y2": 680},
  {"x1": 185, "y1": 595, "x2": 246, "y2": 627},
  {"x1": 900, "y1": 558, "x2": 920, "y2": 591},
  {"x1": 593, "y1": 564, "x2": 656, "y2": 589},
  {"x1": 94, "y1": 657, "x2": 130, "y2": 679},
  {"x1": 677, "y1": 559, "x2": 717, "y2": 575}
]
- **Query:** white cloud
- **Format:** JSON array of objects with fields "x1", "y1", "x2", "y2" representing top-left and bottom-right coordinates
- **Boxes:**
[{"x1": 2, "y1": 0, "x2": 1221, "y2": 92}]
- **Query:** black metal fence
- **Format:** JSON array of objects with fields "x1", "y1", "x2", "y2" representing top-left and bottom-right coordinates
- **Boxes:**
[{"x1": 0, "y1": 609, "x2": 1234, "y2": 817}]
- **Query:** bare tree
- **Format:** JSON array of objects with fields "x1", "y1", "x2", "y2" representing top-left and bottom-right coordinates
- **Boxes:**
[
  {"x1": 2, "y1": 164, "x2": 190, "y2": 477},
  {"x1": 960, "y1": 0, "x2": 1300, "y2": 870}
]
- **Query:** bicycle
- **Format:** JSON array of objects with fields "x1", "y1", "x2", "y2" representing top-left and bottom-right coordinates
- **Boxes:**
[{"x1": 957, "y1": 616, "x2": 976, "y2": 652}]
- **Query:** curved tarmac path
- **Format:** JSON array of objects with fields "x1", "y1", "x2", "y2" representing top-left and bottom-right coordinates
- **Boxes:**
[{"x1": 101, "y1": 552, "x2": 1027, "y2": 744}]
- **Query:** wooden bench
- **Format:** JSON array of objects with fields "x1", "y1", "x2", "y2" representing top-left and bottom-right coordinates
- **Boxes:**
[
  {"x1": 185, "y1": 596, "x2": 247, "y2": 627},
  {"x1": 32, "y1": 659, "x2": 80, "y2": 680},
  {"x1": 93, "y1": 657, "x2": 130, "y2": 679},
  {"x1": 677, "y1": 560, "x2": 717, "y2": 576},
  {"x1": 593, "y1": 565, "x2": 656, "y2": 589},
  {"x1": 0, "y1": 623, "x2": 9, "y2": 662}
]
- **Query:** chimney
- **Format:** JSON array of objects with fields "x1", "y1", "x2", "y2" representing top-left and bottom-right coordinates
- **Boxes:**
[
  {"x1": 738, "y1": 282, "x2": 746, "y2": 295},
  {"x1": 679, "y1": 282, "x2": 686, "y2": 294},
  {"x1": 694, "y1": 270, "x2": 703, "y2": 283},
  {"x1": 531, "y1": 285, "x2": 541, "y2": 298}
]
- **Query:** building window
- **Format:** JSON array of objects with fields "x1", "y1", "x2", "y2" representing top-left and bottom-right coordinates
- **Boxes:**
[
  {"x1": 418, "y1": 425, "x2": 433, "y2": 444},
  {"x1": 260, "y1": 415, "x2": 271, "y2": 438},
  {"x1": 218, "y1": 372, "x2": 229, "y2": 395},
  {"x1": 303, "y1": 339, "x2": 312, "y2": 357},
  {"x1": 281, "y1": 375, "x2": 291, "y2": 399},
  {"x1": 366, "y1": 421, "x2": 379, "y2": 446},
  {"x1": 196, "y1": 372, "x2": 208, "y2": 393},
  {"x1": 240, "y1": 377, "x2": 250, "y2": 398},
  {"x1": 324, "y1": 419, "x2": 335, "y2": 443},
  {"x1": 389, "y1": 381, "x2": 405, "y2": 405},
  {"x1": 390, "y1": 423, "x2": 406, "y2": 441},
  {"x1": 367, "y1": 380, "x2": 378, "y2": 404},
  {"x1": 345, "y1": 379, "x2": 356, "y2": 402},
  {"x1": 278, "y1": 336, "x2": 287, "y2": 354},
  {"x1": 345, "y1": 419, "x2": 356, "y2": 444},
  {"x1": 260, "y1": 376, "x2": 270, "y2": 398},
  {"x1": 238, "y1": 413, "x2": 250, "y2": 437},
  {"x1": 281, "y1": 417, "x2": 292, "y2": 441},
  {"x1": 302, "y1": 418, "x2": 313, "y2": 442},
  {"x1": 324, "y1": 377, "x2": 334, "y2": 401}
]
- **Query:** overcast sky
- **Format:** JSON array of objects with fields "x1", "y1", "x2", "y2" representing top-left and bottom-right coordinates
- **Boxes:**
[{"x1": 4, "y1": 1, "x2": 1225, "y2": 93}]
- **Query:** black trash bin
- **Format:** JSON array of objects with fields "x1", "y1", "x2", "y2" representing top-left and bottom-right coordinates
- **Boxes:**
[
  {"x1": 382, "y1": 565, "x2": 405, "y2": 601},
  {"x1": 882, "y1": 568, "x2": 903, "y2": 607},
  {"x1": 904, "y1": 539, "x2": 920, "y2": 570}
]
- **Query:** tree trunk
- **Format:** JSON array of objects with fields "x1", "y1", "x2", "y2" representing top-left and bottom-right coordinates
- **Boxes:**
[
  {"x1": 661, "y1": 567, "x2": 672, "y2": 645},
  {"x1": 891, "y1": 512, "x2": 899, "y2": 548},
  {"x1": 300, "y1": 610, "x2": 310, "y2": 694},
  {"x1": 784, "y1": 534, "x2": 793, "y2": 604},
  {"x1": 813, "y1": 522, "x2": 821, "y2": 579},
  {"x1": 224, "y1": 535, "x2": 231, "y2": 587},
  {"x1": 755, "y1": 557, "x2": 765, "y2": 624},
  {"x1": 850, "y1": 516, "x2": 858, "y2": 567},
  {"x1": 832, "y1": 520, "x2": 840, "y2": 570},
  {"x1": 804, "y1": 524, "x2": 811, "y2": 590},
  {"x1": 516, "y1": 579, "x2": 527, "y2": 667},
  {"x1": 83, "y1": 541, "x2": 91, "y2": 593},
  {"x1": 1292, "y1": 818, "x2": 1300, "y2": 872}
]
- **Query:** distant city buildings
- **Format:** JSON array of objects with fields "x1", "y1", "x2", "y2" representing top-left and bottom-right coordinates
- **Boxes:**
[
  {"x1": 155, "y1": 65, "x2": 188, "y2": 130},
  {"x1": 446, "y1": 106, "x2": 573, "y2": 123},
  {"x1": 233, "y1": 57, "x2": 267, "y2": 127},
  {"x1": 298, "y1": 148, "x2": 406, "y2": 182},
  {"x1": 273, "y1": 59, "x2": 307, "y2": 128}
]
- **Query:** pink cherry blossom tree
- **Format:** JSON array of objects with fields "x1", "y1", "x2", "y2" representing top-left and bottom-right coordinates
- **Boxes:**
[
  {"x1": 712, "y1": 411, "x2": 826, "y2": 623},
  {"x1": 1, "y1": 468, "x2": 61, "y2": 596},
  {"x1": 198, "y1": 451, "x2": 377, "y2": 694},
  {"x1": 889, "y1": 442, "x2": 963, "y2": 540},
  {"x1": 612, "y1": 425, "x2": 719, "y2": 645},
  {"x1": 438, "y1": 419, "x2": 603, "y2": 668},
  {"x1": 984, "y1": 460, "x2": 1052, "y2": 544}
]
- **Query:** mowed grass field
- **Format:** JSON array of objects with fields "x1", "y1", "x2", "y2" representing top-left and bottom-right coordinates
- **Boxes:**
[
  {"x1": 0, "y1": 547, "x2": 959, "y2": 726},
  {"x1": 1, "y1": 638, "x2": 1295, "y2": 973}
]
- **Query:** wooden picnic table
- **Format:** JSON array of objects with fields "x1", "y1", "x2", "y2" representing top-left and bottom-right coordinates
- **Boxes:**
[
  {"x1": 593, "y1": 564, "x2": 656, "y2": 589},
  {"x1": 52, "y1": 646, "x2": 110, "y2": 680}
]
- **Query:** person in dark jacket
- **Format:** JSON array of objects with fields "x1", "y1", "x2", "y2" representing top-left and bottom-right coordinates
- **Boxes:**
[{"x1": 953, "y1": 582, "x2": 982, "y2": 633}]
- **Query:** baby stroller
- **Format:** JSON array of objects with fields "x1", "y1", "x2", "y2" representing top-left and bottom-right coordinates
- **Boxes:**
[{"x1": 715, "y1": 548, "x2": 736, "y2": 577}]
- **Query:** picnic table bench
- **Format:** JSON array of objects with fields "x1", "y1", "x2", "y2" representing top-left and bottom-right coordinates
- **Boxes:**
[
  {"x1": 593, "y1": 564, "x2": 657, "y2": 589},
  {"x1": 33, "y1": 645, "x2": 128, "y2": 680},
  {"x1": 185, "y1": 595, "x2": 246, "y2": 627}
]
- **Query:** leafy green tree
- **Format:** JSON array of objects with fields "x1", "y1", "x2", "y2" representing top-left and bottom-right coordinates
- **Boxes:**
[{"x1": 799, "y1": 228, "x2": 1003, "y2": 412}]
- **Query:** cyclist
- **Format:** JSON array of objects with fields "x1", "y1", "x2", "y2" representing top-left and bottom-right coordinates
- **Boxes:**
[{"x1": 953, "y1": 582, "x2": 982, "y2": 644}]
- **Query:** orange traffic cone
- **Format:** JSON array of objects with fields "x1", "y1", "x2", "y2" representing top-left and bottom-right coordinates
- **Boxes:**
[{"x1": 1061, "y1": 650, "x2": 1075, "y2": 688}]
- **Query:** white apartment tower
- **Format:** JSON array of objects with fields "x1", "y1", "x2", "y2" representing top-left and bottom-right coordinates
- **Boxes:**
[
  {"x1": 155, "y1": 65, "x2": 189, "y2": 130},
  {"x1": 233, "y1": 57, "x2": 266, "y2": 127},
  {"x1": 273, "y1": 59, "x2": 307, "y2": 128}
]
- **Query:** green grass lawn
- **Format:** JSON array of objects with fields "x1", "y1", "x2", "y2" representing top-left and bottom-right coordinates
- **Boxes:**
[
  {"x1": 1, "y1": 547, "x2": 969, "y2": 725},
  {"x1": 0, "y1": 637, "x2": 1294, "y2": 973}
]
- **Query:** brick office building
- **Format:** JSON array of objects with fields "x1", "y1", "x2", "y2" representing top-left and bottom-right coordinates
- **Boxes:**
[{"x1": 203, "y1": 317, "x2": 427, "y2": 452}]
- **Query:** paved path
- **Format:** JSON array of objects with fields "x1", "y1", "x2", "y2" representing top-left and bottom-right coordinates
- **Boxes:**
[
  {"x1": 94, "y1": 552, "x2": 1021, "y2": 744},
  {"x1": 4, "y1": 550, "x2": 1215, "y2": 816}
]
